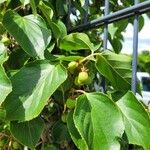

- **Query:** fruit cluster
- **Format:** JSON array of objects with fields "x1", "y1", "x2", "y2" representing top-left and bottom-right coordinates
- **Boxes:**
[{"x1": 68, "y1": 61, "x2": 92, "y2": 86}]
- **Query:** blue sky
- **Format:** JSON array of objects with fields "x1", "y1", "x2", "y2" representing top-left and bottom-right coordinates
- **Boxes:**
[{"x1": 122, "y1": 15, "x2": 150, "y2": 54}]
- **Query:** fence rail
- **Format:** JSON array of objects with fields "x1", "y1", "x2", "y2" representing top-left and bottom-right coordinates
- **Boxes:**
[
  {"x1": 68, "y1": 0, "x2": 150, "y2": 94},
  {"x1": 69, "y1": 1, "x2": 150, "y2": 32}
]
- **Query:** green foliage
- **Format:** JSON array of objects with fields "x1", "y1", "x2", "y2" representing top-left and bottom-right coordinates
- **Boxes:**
[
  {"x1": 117, "y1": 92, "x2": 150, "y2": 150},
  {"x1": 138, "y1": 50, "x2": 150, "y2": 73},
  {"x1": 59, "y1": 33, "x2": 94, "y2": 51},
  {"x1": 68, "y1": 93, "x2": 124, "y2": 150},
  {"x1": 96, "y1": 51, "x2": 132, "y2": 91},
  {"x1": 3, "y1": 10, "x2": 51, "y2": 59},
  {"x1": 10, "y1": 117, "x2": 44, "y2": 148},
  {"x1": 0, "y1": 1, "x2": 149, "y2": 150},
  {"x1": 4, "y1": 61, "x2": 67, "y2": 121},
  {"x1": 0, "y1": 42, "x2": 12, "y2": 105}
]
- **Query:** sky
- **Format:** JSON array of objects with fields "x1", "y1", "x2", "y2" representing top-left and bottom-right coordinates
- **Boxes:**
[{"x1": 121, "y1": 15, "x2": 150, "y2": 54}]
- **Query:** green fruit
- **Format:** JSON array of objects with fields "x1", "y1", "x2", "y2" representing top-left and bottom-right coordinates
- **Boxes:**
[
  {"x1": 0, "y1": 140, "x2": 5, "y2": 147},
  {"x1": 66, "y1": 98, "x2": 75, "y2": 109},
  {"x1": 74, "y1": 77, "x2": 80, "y2": 86},
  {"x1": 78, "y1": 71, "x2": 89, "y2": 83},
  {"x1": 12, "y1": 141, "x2": 19, "y2": 149},
  {"x1": 1, "y1": 36, "x2": 10, "y2": 46},
  {"x1": 61, "y1": 113, "x2": 67, "y2": 123},
  {"x1": 68, "y1": 61, "x2": 78, "y2": 73}
]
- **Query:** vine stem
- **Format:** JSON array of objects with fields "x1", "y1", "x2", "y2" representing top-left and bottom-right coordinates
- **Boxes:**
[
  {"x1": 13, "y1": 5, "x2": 23, "y2": 11},
  {"x1": 79, "y1": 53, "x2": 101, "y2": 64},
  {"x1": 75, "y1": 90, "x2": 86, "y2": 94}
]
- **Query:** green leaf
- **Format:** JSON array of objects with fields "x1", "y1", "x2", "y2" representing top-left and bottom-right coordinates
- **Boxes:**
[
  {"x1": 4, "y1": 60, "x2": 67, "y2": 121},
  {"x1": 96, "y1": 51, "x2": 132, "y2": 91},
  {"x1": 20, "y1": 0, "x2": 29, "y2": 6},
  {"x1": 139, "y1": 16, "x2": 144, "y2": 32},
  {"x1": 50, "y1": 20, "x2": 67, "y2": 39},
  {"x1": 67, "y1": 110, "x2": 88, "y2": 150},
  {"x1": 59, "y1": 33, "x2": 94, "y2": 51},
  {"x1": 10, "y1": 117, "x2": 44, "y2": 149},
  {"x1": 117, "y1": 91, "x2": 150, "y2": 150},
  {"x1": 50, "y1": 22, "x2": 61, "y2": 39},
  {"x1": 0, "y1": 42, "x2": 12, "y2": 105},
  {"x1": 3, "y1": 10, "x2": 51, "y2": 59},
  {"x1": 73, "y1": 92, "x2": 124, "y2": 150},
  {"x1": 109, "y1": 24, "x2": 118, "y2": 39},
  {"x1": 6, "y1": 48, "x2": 29, "y2": 70},
  {"x1": 56, "y1": 20, "x2": 67, "y2": 39},
  {"x1": 51, "y1": 120, "x2": 71, "y2": 144},
  {"x1": 30, "y1": 0, "x2": 37, "y2": 15},
  {"x1": 56, "y1": 0, "x2": 68, "y2": 17},
  {"x1": 109, "y1": 37, "x2": 122, "y2": 54},
  {"x1": 0, "y1": 108, "x2": 6, "y2": 121},
  {"x1": 0, "y1": 0, "x2": 6, "y2": 4},
  {"x1": 38, "y1": 1, "x2": 53, "y2": 23}
]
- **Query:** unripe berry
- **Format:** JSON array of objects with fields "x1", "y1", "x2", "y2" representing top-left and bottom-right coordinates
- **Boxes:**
[
  {"x1": 74, "y1": 77, "x2": 80, "y2": 86},
  {"x1": 61, "y1": 113, "x2": 67, "y2": 123},
  {"x1": 68, "y1": 61, "x2": 78, "y2": 73},
  {"x1": 12, "y1": 141, "x2": 19, "y2": 149},
  {"x1": 78, "y1": 71, "x2": 89, "y2": 83},
  {"x1": 66, "y1": 98, "x2": 75, "y2": 109}
]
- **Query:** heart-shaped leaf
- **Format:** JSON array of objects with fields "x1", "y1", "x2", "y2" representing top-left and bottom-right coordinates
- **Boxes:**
[
  {"x1": 72, "y1": 92, "x2": 124, "y2": 150},
  {"x1": 10, "y1": 117, "x2": 44, "y2": 149},
  {"x1": 3, "y1": 10, "x2": 51, "y2": 59},
  {"x1": 4, "y1": 60, "x2": 67, "y2": 121},
  {"x1": 117, "y1": 91, "x2": 150, "y2": 150}
]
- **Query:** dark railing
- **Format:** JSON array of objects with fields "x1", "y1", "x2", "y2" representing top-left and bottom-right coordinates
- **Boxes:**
[{"x1": 68, "y1": 0, "x2": 150, "y2": 94}]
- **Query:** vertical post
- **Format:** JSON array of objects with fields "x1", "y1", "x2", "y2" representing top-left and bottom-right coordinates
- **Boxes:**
[
  {"x1": 103, "y1": 0, "x2": 109, "y2": 49},
  {"x1": 102, "y1": 0, "x2": 109, "y2": 92},
  {"x1": 131, "y1": 0, "x2": 139, "y2": 94},
  {"x1": 83, "y1": 0, "x2": 89, "y2": 24},
  {"x1": 67, "y1": 0, "x2": 72, "y2": 30}
]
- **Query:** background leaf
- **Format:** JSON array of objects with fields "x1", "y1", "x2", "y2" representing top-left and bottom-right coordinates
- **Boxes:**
[
  {"x1": 30, "y1": 0, "x2": 37, "y2": 15},
  {"x1": 0, "y1": 42, "x2": 12, "y2": 105},
  {"x1": 38, "y1": 1, "x2": 53, "y2": 23},
  {"x1": 51, "y1": 120, "x2": 71, "y2": 144},
  {"x1": 19, "y1": 0, "x2": 29, "y2": 6},
  {"x1": 96, "y1": 51, "x2": 132, "y2": 91},
  {"x1": 117, "y1": 91, "x2": 150, "y2": 150},
  {"x1": 59, "y1": 33, "x2": 94, "y2": 51},
  {"x1": 3, "y1": 10, "x2": 51, "y2": 59},
  {"x1": 10, "y1": 117, "x2": 44, "y2": 148},
  {"x1": 4, "y1": 60, "x2": 67, "y2": 121}
]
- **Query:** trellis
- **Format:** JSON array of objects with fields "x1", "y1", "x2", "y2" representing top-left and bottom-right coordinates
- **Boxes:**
[{"x1": 68, "y1": 0, "x2": 150, "y2": 94}]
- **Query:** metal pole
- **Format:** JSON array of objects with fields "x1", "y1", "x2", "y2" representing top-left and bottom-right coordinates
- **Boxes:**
[
  {"x1": 131, "y1": 0, "x2": 139, "y2": 93},
  {"x1": 83, "y1": 0, "x2": 89, "y2": 24},
  {"x1": 102, "y1": 0, "x2": 109, "y2": 92},
  {"x1": 67, "y1": 0, "x2": 72, "y2": 30},
  {"x1": 103, "y1": 0, "x2": 109, "y2": 49},
  {"x1": 69, "y1": 1, "x2": 150, "y2": 32}
]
